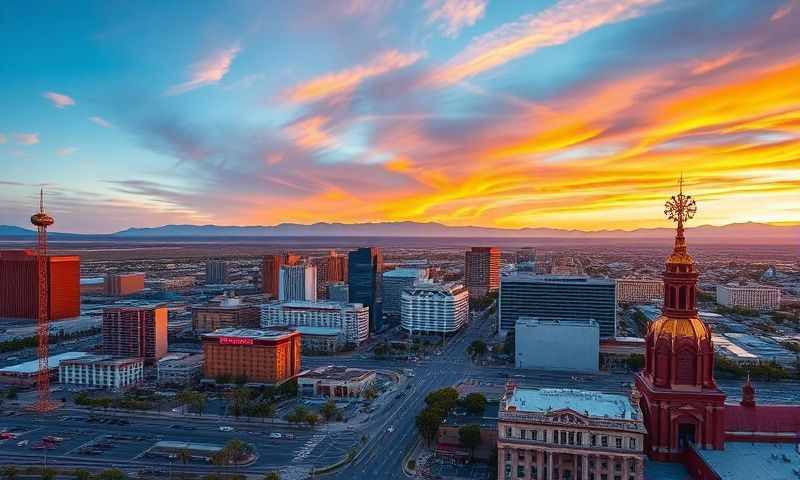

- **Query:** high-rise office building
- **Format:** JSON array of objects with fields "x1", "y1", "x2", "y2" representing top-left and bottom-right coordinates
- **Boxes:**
[
  {"x1": 279, "y1": 264, "x2": 317, "y2": 302},
  {"x1": 102, "y1": 306, "x2": 168, "y2": 363},
  {"x1": 499, "y1": 274, "x2": 616, "y2": 337},
  {"x1": 105, "y1": 273, "x2": 145, "y2": 297},
  {"x1": 465, "y1": 247, "x2": 500, "y2": 298},
  {"x1": 348, "y1": 247, "x2": 383, "y2": 332},
  {"x1": 313, "y1": 251, "x2": 348, "y2": 299},
  {"x1": 0, "y1": 249, "x2": 80, "y2": 321},
  {"x1": 205, "y1": 260, "x2": 229, "y2": 284},
  {"x1": 261, "y1": 300, "x2": 370, "y2": 347},
  {"x1": 383, "y1": 267, "x2": 429, "y2": 317},
  {"x1": 328, "y1": 282, "x2": 349, "y2": 303},
  {"x1": 261, "y1": 253, "x2": 301, "y2": 299}
]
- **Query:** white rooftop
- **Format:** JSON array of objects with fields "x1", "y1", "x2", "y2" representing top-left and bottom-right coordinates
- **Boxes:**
[
  {"x1": 0, "y1": 351, "x2": 92, "y2": 375},
  {"x1": 507, "y1": 387, "x2": 638, "y2": 421}
]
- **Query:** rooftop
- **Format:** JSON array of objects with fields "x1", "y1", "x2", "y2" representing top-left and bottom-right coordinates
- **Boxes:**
[
  {"x1": 383, "y1": 268, "x2": 428, "y2": 279},
  {"x1": 300, "y1": 365, "x2": 375, "y2": 381},
  {"x1": 266, "y1": 300, "x2": 365, "y2": 310},
  {"x1": 694, "y1": 442, "x2": 800, "y2": 480},
  {"x1": 516, "y1": 317, "x2": 599, "y2": 328},
  {"x1": 202, "y1": 327, "x2": 296, "y2": 341},
  {"x1": 0, "y1": 351, "x2": 92, "y2": 375},
  {"x1": 506, "y1": 387, "x2": 639, "y2": 421},
  {"x1": 61, "y1": 354, "x2": 142, "y2": 366},
  {"x1": 294, "y1": 326, "x2": 343, "y2": 336},
  {"x1": 503, "y1": 274, "x2": 615, "y2": 286}
]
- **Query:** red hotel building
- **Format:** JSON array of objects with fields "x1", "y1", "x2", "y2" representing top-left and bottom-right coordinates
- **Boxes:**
[
  {"x1": 102, "y1": 306, "x2": 168, "y2": 363},
  {"x1": 0, "y1": 249, "x2": 80, "y2": 321},
  {"x1": 202, "y1": 328, "x2": 301, "y2": 384}
]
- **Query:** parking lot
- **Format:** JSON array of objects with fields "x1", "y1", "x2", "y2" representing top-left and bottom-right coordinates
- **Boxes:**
[{"x1": 0, "y1": 411, "x2": 361, "y2": 471}]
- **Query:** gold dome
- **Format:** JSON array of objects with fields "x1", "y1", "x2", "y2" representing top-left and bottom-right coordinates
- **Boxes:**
[{"x1": 649, "y1": 314, "x2": 709, "y2": 343}]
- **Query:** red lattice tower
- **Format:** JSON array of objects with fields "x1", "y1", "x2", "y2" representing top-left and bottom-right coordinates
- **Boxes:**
[{"x1": 30, "y1": 189, "x2": 58, "y2": 412}]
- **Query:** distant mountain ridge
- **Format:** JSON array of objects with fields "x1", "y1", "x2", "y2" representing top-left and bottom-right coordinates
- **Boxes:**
[{"x1": 0, "y1": 221, "x2": 796, "y2": 243}]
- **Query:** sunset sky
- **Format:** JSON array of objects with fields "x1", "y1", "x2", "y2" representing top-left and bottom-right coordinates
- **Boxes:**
[{"x1": 1, "y1": 0, "x2": 799, "y2": 233}]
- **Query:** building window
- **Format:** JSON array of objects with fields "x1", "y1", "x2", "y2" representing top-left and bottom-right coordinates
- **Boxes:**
[
  {"x1": 615, "y1": 462, "x2": 621, "y2": 472},
  {"x1": 521, "y1": 429, "x2": 526, "y2": 440},
  {"x1": 517, "y1": 465, "x2": 525, "y2": 478},
  {"x1": 568, "y1": 432, "x2": 575, "y2": 445},
  {"x1": 629, "y1": 438, "x2": 636, "y2": 450},
  {"x1": 518, "y1": 451, "x2": 525, "y2": 460},
  {"x1": 591, "y1": 434, "x2": 597, "y2": 446},
  {"x1": 629, "y1": 460, "x2": 637, "y2": 472},
  {"x1": 532, "y1": 430, "x2": 538, "y2": 441},
  {"x1": 561, "y1": 431, "x2": 567, "y2": 444},
  {"x1": 506, "y1": 427, "x2": 513, "y2": 438},
  {"x1": 505, "y1": 450, "x2": 512, "y2": 461},
  {"x1": 615, "y1": 438, "x2": 622, "y2": 449},
  {"x1": 553, "y1": 430, "x2": 559, "y2": 444},
  {"x1": 601, "y1": 436, "x2": 608, "y2": 447},
  {"x1": 577, "y1": 432, "x2": 582, "y2": 445}
]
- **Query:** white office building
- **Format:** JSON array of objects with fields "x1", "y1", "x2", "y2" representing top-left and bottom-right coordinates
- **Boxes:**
[
  {"x1": 716, "y1": 283, "x2": 781, "y2": 311},
  {"x1": 515, "y1": 318, "x2": 600, "y2": 372},
  {"x1": 261, "y1": 301, "x2": 369, "y2": 346},
  {"x1": 400, "y1": 282, "x2": 469, "y2": 334},
  {"x1": 615, "y1": 277, "x2": 663, "y2": 304},
  {"x1": 58, "y1": 355, "x2": 144, "y2": 390},
  {"x1": 279, "y1": 264, "x2": 317, "y2": 302}
]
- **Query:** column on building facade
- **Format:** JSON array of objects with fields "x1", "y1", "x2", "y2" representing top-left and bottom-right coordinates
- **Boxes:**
[
  {"x1": 582, "y1": 454, "x2": 589, "y2": 480},
  {"x1": 547, "y1": 450, "x2": 553, "y2": 480},
  {"x1": 536, "y1": 449, "x2": 543, "y2": 480}
]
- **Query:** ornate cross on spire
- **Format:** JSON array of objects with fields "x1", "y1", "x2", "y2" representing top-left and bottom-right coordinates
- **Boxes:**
[{"x1": 664, "y1": 175, "x2": 697, "y2": 258}]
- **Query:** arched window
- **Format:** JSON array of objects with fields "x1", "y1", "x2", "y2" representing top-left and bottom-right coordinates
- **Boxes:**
[
  {"x1": 675, "y1": 347, "x2": 697, "y2": 385},
  {"x1": 679, "y1": 286, "x2": 687, "y2": 309}
]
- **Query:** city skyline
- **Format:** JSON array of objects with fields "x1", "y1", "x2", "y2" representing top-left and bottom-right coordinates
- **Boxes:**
[{"x1": 2, "y1": 1, "x2": 799, "y2": 233}]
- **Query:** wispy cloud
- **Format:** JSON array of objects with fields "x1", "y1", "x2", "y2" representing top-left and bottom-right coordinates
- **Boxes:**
[
  {"x1": 284, "y1": 116, "x2": 337, "y2": 151},
  {"x1": 425, "y1": 0, "x2": 487, "y2": 37},
  {"x1": 89, "y1": 116, "x2": 112, "y2": 128},
  {"x1": 165, "y1": 44, "x2": 241, "y2": 95},
  {"x1": 43, "y1": 91, "x2": 76, "y2": 108},
  {"x1": 771, "y1": 2, "x2": 793, "y2": 21},
  {"x1": 690, "y1": 49, "x2": 751, "y2": 75},
  {"x1": 57, "y1": 147, "x2": 77, "y2": 156},
  {"x1": 285, "y1": 50, "x2": 424, "y2": 103},
  {"x1": 426, "y1": 0, "x2": 662, "y2": 86},
  {"x1": 13, "y1": 133, "x2": 39, "y2": 145}
]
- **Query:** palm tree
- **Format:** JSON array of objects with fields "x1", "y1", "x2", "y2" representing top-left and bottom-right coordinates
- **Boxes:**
[{"x1": 177, "y1": 448, "x2": 192, "y2": 465}]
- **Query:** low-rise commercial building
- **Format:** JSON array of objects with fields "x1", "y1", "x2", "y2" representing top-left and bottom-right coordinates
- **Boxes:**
[
  {"x1": 260, "y1": 301, "x2": 369, "y2": 347},
  {"x1": 498, "y1": 384, "x2": 646, "y2": 480},
  {"x1": 716, "y1": 283, "x2": 781, "y2": 311},
  {"x1": 615, "y1": 277, "x2": 662, "y2": 304},
  {"x1": 400, "y1": 282, "x2": 469, "y2": 334},
  {"x1": 515, "y1": 318, "x2": 599, "y2": 372},
  {"x1": 105, "y1": 273, "x2": 145, "y2": 297},
  {"x1": 201, "y1": 328, "x2": 301, "y2": 384},
  {"x1": 191, "y1": 297, "x2": 260, "y2": 333},
  {"x1": 157, "y1": 352, "x2": 204, "y2": 385},
  {"x1": 0, "y1": 351, "x2": 92, "y2": 386},
  {"x1": 298, "y1": 365, "x2": 376, "y2": 398},
  {"x1": 58, "y1": 355, "x2": 144, "y2": 390}
]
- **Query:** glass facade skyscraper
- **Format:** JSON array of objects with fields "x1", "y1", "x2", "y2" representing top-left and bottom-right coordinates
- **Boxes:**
[
  {"x1": 348, "y1": 247, "x2": 383, "y2": 333},
  {"x1": 499, "y1": 274, "x2": 617, "y2": 338}
]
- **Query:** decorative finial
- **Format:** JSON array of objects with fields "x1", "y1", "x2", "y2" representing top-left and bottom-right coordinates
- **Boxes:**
[
  {"x1": 664, "y1": 176, "x2": 697, "y2": 226},
  {"x1": 39, "y1": 188, "x2": 44, "y2": 213}
]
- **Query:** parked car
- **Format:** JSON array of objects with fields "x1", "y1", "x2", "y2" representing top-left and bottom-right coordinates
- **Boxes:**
[{"x1": 219, "y1": 426, "x2": 234, "y2": 432}]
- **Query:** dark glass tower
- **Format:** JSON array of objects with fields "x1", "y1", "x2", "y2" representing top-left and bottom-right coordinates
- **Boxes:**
[{"x1": 348, "y1": 247, "x2": 383, "y2": 333}]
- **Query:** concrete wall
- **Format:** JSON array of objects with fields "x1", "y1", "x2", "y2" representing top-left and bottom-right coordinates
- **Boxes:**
[{"x1": 515, "y1": 319, "x2": 599, "y2": 372}]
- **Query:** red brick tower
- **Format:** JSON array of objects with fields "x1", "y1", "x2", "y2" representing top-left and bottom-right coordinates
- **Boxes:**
[{"x1": 635, "y1": 177, "x2": 726, "y2": 462}]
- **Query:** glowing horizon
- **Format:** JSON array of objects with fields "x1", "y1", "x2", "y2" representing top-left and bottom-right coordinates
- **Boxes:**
[{"x1": 1, "y1": 1, "x2": 799, "y2": 234}]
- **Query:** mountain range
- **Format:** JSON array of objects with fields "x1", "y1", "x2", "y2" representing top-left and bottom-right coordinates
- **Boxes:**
[{"x1": 0, "y1": 221, "x2": 796, "y2": 243}]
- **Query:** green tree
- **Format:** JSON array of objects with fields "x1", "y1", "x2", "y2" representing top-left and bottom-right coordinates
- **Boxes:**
[
  {"x1": 503, "y1": 330, "x2": 515, "y2": 358},
  {"x1": 287, "y1": 406, "x2": 309, "y2": 425},
  {"x1": 229, "y1": 387, "x2": 252, "y2": 418},
  {"x1": 177, "y1": 448, "x2": 192, "y2": 465},
  {"x1": 425, "y1": 387, "x2": 459, "y2": 412},
  {"x1": 320, "y1": 399, "x2": 339, "y2": 422},
  {"x1": 96, "y1": 469, "x2": 127, "y2": 480},
  {"x1": 250, "y1": 401, "x2": 275, "y2": 423},
  {"x1": 362, "y1": 385, "x2": 378, "y2": 402},
  {"x1": 73, "y1": 469, "x2": 91, "y2": 480},
  {"x1": 6, "y1": 388, "x2": 17, "y2": 400},
  {"x1": 305, "y1": 413, "x2": 320, "y2": 428},
  {"x1": 458, "y1": 424, "x2": 482, "y2": 459},
  {"x1": 1, "y1": 466, "x2": 17, "y2": 480},
  {"x1": 415, "y1": 408, "x2": 442, "y2": 446},
  {"x1": 462, "y1": 393, "x2": 487, "y2": 415},
  {"x1": 40, "y1": 469, "x2": 56, "y2": 480},
  {"x1": 467, "y1": 340, "x2": 487, "y2": 359},
  {"x1": 626, "y1": 354, "x2": 645, "y2": 371}
]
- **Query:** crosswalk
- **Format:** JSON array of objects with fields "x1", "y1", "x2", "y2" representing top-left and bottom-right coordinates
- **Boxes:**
[{"x1": 291, "y1": 432, "x2": 326, "y2": 463}]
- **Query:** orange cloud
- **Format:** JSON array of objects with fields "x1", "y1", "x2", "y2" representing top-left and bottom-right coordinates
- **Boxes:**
[
  {"x1": 425, "y1": 0, "x2": 487, "y2": 37},
  {"x1": 284, "y1": 116, "x2": 337, "y2": 150},
  {"x1": 771, "y1": 2, "x2": 793, "y2": 21},
  {"x1": 285, "y1": 50, "x2": 424, "y2": 103},
  {"x1": 690, "y1": 49, "x2": 751, "y2": 75}
]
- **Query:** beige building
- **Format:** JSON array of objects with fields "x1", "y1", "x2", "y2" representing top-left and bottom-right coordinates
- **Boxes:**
[
  {"x1": 192, "y1": 297, "x2": 260, "y2": 333},
  {"x1": 716, "y1": 283, "x2": 781, "y2": 311},
  {"x1": 615, "y1": 277, "x2": 662, "y2": 304},
  {"x1": 498, "y1": 384, "x2": 645, "y2": 480},
  {"x1": 297, "y1": 365, "x2": 375, "y2": 398},
  {"x1": 59, "y1": 355, "x2": 144, "y2": 390}
]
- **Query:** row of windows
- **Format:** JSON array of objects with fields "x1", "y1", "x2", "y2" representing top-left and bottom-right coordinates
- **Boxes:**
[{"x1": 504, "y1": 427, "x2": 637, "y2": 450}]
